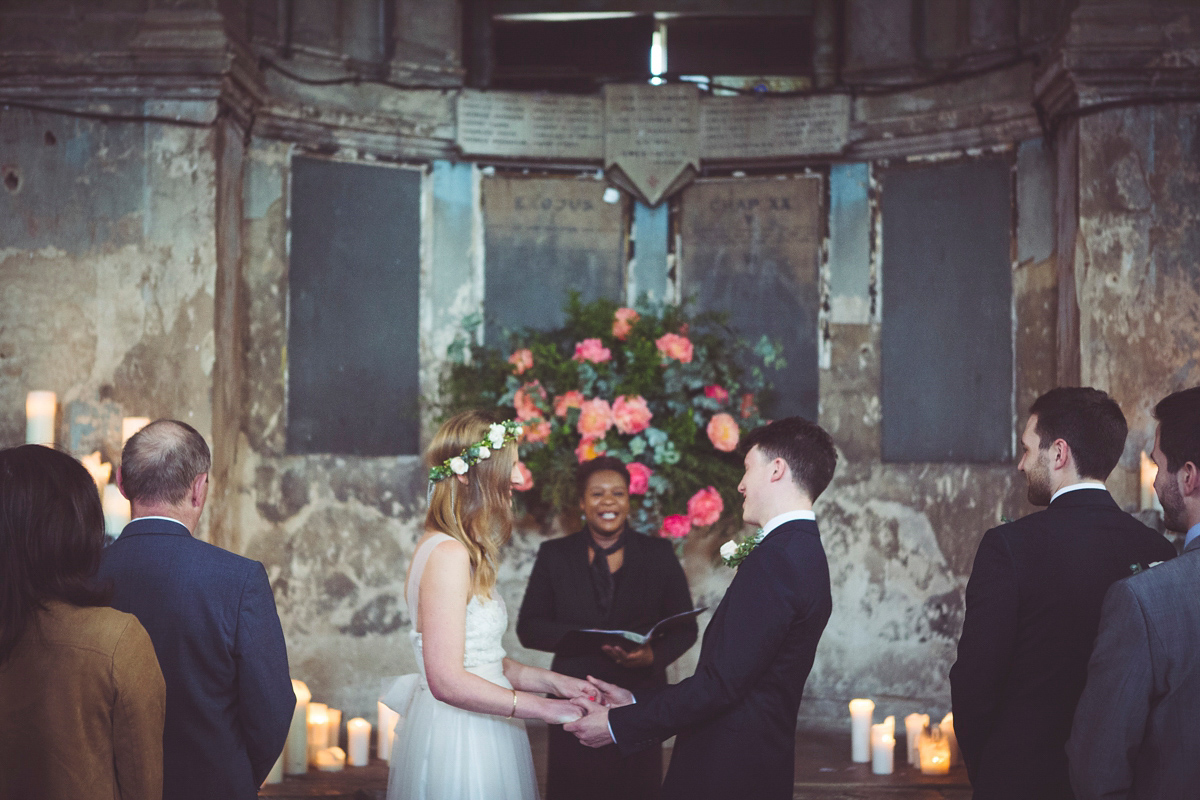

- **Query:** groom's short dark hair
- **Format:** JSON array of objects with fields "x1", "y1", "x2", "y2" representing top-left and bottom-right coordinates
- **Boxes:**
[
  {"x1": 1154, "y1": 387, "x2": 1200, "y2": 473},
  {"x1": 1029, "y1": 387, "x2": 1127, "y2": 481},
  {"x1": 741, "y1": 417, "x2": 837, "y2": 501}
]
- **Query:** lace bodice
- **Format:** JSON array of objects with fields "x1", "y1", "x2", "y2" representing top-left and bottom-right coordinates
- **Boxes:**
[{"x1": 408, "y1": 534, "x2": 508, "y2": 671}]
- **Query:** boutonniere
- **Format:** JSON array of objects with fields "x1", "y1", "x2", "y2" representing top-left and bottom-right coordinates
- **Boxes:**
[
  {"x1": 720, "y1": 529, "x2": 766, "y2": 569},
  {"x1": 1129, "y1": 561, "x2": 1164, "y2": 575}
]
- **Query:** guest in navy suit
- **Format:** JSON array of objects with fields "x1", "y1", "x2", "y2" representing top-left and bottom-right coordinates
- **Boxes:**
[
  {"x1": 565, "y1": 417, "x2": 836, "y2": 800},
  {"x1": 97, "y1": 420, "x2": 295, "y2": 800}
]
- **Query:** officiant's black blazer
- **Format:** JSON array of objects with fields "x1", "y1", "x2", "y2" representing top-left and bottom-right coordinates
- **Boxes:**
[
  {"x1": 517, "y1": 528, "x2": 697, "y2": 690},
  {"x1": 608, "y1": 519, "x2": 832, "y2": 800},
  {"x1": 950, "y1": 488, "x2": 1175, "y2": 800}
]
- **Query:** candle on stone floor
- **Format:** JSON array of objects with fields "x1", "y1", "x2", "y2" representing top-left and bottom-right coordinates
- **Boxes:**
[
  {"x1": 848, "y1": 698, "x2": 874, "y2": 763},
  {"x1": 307, "y1": 703, "x2": 329, "y2": 765},
  {"x1": 918, "y1": 724, "x2": 952, "y2": 775},
  {"x1": 940, "y1": 712, "x2": 959, "y2": 765},
  {"x1": 871, "y1": 716, "x2": 895, "y2": 776},
  {"x1": 25, "y1": 391, "x2": 57, "y2": 445},
  {"x1": 347, "y1": 717, "x2": 371, "y2": 766},
  {"x1": 80, "y1": 451, "x2": 112, "y2": 494},
  {"x1": 284, "y1": 680, "x2": 310, "y2": 775},
  {"x1": 121, "y1": 416, "x2": 150, "y2": 446},
  {"x1": 315, "y1": 746, "x2": 345, "y2": 772},
  {"x1": 904, "y1": 713, "x2": 929, "y2": 766},
  {"x1": 378, "y1": 700, "x2": 400, "y2": 762},
  {"x1": 1140, "y1": 451, "x2": 1163, "y2": 512},
  {"x1": 327, "y1": 708, "x2": 342, "y2": 748},
  {"x1": 102, "y1": 484, "x2": 131, "y2": 537}
]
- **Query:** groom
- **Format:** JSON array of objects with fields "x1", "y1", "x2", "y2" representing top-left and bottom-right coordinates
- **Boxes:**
[{"x1": 565, "y1": 417, "x2": 836, "y2": 799}]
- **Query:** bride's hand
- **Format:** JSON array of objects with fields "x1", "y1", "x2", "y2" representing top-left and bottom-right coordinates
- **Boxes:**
[
  {"x1": 547, "y1": 672, "x2": 598, "y2": 703},
  {"x1": 539, "y1": 697, "x2": 584, "y2": 725}
]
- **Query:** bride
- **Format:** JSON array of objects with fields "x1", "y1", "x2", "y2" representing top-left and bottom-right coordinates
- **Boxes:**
[{"x1": 387, "y1": 411, "x2": 594, "y2": 800}]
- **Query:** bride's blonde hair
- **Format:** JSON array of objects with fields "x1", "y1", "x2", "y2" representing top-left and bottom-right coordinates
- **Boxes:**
[{"x1": 425, "y1": 410, "x2": 517, "y2": 599}]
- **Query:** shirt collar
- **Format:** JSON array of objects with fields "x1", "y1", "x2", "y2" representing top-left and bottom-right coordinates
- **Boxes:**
[
  {"x1": 1184, "y1": 522, "x2": 1200, "y2": 552},
  {"x1": 1050, "y1": 481, "x2": 1108, "y2": 504},
  {"x1": 131, "y1": 515, "x2": 189, "y2": 526},
  {"x1": 761, "y1": 509, "x2": 816, "y2": 537}
]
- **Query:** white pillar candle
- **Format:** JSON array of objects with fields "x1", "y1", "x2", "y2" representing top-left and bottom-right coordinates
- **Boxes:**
[
  {"x1": 284, "y1": 680, "x2": 310, "y2": 775},
  {"x1": 307, "y1": 703, "x2": 329, "y2": 765},
  {"x1": 377, "y1": 700, "x2": 400, "y2": 762},
  {"x1": 25, "y1": 391, "x2": 56, "y2": 445},
  {"x1": 121, "y1": 416, "x2": 151, "y2": 446},
  {"x1": 848, "y1": 698, "x2": 875, "y2": 763},
  {"x1": 262, "y1": 751, "x2": 284, "y2": 785},
  {"x1": 871, "y1": 722, "x2": 895, "y2": 776},
  {"x1": 940, "y1": 712, "x2": 959, "y2": 766},
  {"x1": 315, "y1": 746, "x2": 345, "y2": 772},
  {"x1": 326, "y1": 708, "x2": 342, "y2": 748},
  {"x1": 80, "y1": 451, "x2": 112, "y2": 494},
  {"x1": 346, "y1": 718, "x2": 371, "y2": 766},
  {"x1": 904, "y1": 713, "x2": 929, "y2": 766},
  {"x1": 102, "y1": 484, "x2": 131, "y2": 537}
]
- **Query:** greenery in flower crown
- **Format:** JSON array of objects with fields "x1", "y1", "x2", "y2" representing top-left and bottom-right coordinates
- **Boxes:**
[
  {"x1": 438, "y1": 294, "x2": 785, "y2": 538},
  {"x1": 429, "y1": 419, "x2": 524, "y2": 483}
]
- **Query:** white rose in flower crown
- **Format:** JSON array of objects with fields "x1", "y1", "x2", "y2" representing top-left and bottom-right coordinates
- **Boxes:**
[
  {"x1": 488, "y1": 424, "x2": 507, "y2": 449},
  {"x1": 719, "y1": 540, "x2": 738, "y2": 560},
  {"x1": 477, "y1": 446, "x2": 491, "y2": 459},
  {"x1": 449, "y1": 457, "x2": 469, "y2": 475}
]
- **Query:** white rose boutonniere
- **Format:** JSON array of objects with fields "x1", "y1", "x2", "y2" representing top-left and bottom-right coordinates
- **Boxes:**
[
  {"x1": 1129, "y1": 560, "x2": 1165, "y2": 575},
  {"x1": 721, "y1": 529, "x2": 766, "y2": 569}
]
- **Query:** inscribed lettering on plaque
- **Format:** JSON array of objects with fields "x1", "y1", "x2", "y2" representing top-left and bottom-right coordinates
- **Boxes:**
[
  {"x1": 700, "y1": 94, "x2": 851, "y2": 160},
  {"x1": 603, "y1": 83, "x2": 699, "y2": 206},
  {"x1": 457, "y1": 90, "x2": 603, "y2": 160}
]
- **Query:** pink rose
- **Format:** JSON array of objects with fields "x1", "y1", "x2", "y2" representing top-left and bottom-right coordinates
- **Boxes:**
[
  {"x1": 508, "y1": 348, "x2": 533, "y2": 375},
  {"x1": 575, "y1": 437, "x2": 604, "y2": 463},
  {"x1": 572, "y1": 338, "x2": 612, "y2": 364},
  {"x1": 554, "y1": 390, "x2": 585, "y2": 418},
  {"x1": 659, "y1": 514, "x2": 691, "y2": 539},
  {"x1": 655, "y1": 333, "x2": 694, "y2": 363},
  {"x1": 626, "y1": 462, "x2": 653, "y2": 495},
  {"x1": 612, "y1": 395, "x2": 653, "y2": 435},
  {"x1": 512, "y1": 461, "x2": 534, "y2": 492},
  {"x1": 513, "y1": 381, "x2": 547, "y2": 421},
  {"x1": 704, "y1": 384, "x2": 729, "y2": 403},
  {"x1": 687, "y1": 486, "x2": 724, "y2": 527},
  {"x1": 707, "y1": 412, "x2": 740, "y2": 452},
  {"x1": 612, "y1": 307, "x2": 640, "y2": 340},
  {"x1": 577, "y1": 398, "x2": 614, "y2": 439},
  {"x1": 739, "y1": 393, "x2": 757, "y2": 419},
  {"x1": 522, "y1": 416, "x2": 551, "y2": 444}
]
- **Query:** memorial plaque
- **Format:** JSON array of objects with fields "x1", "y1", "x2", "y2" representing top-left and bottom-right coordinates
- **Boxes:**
[
  {"x1": 700, "y1": 94, "x2": 851, "y2": 160},
  {"x1": 604, "y1": 83, "x2": 699, "y2": 206},
  {"x1": 457, "y1": 90, "x2": 604, "y2": 160}
]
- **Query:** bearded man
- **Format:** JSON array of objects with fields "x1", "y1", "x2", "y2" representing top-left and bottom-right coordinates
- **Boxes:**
[{"x1": 950, "y1": 387, "x2": 1175, "y2": 800}]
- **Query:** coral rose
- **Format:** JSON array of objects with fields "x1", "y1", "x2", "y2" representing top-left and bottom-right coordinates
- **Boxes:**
[
  {"x1": 612, "y1": 307, "x2": 640, "y2": 340},
  {"x1": 612, "y1": 395, "x2": 653, "y2": 435},
  {"x1": 626, "y1": 462, "x2": 653, "y2": 495},
  {"x1": 554, "y1": 390, "x2": 584, "y2": 418},
  {"x1": 512, "y1": 461, "x2": 534, "y2": 492},
  {"x1": 508, "y1": 348, "x2": 533, "y2": 375},
  {"x1": 706, "y1": 412, "x2": 740, "y2": 452},
  {"x1": 522, "y1": 416, "x2": 551, "y2": 444},
  {"x1": 513, "y1": 381, "x2": 547, "y2": 421},
  {"x1": 576, "y1": 398, "x2": 614, "y2": 439},
  {"x1": 687, "y1": 486, "x2": 724, "y2": 527},
  {"x1": 655, "y1": 333, "x2": 694, "y2": 363},
  {"x1": 704, "y1": 384, "x2": 729, "y2": 403},
  {"x1": 659, "y1": 514, "x2": 691, "y2": 539},
  {"x1": 575, "y1": 437, "x2": 604, "y2": 463},
  {"x1": 572, "y1": 338, "x2": 612, "y2": 364}
]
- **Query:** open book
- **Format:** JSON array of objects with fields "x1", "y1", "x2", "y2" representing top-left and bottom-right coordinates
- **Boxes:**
[{"x1": 553, "y1": 607, "x2": 707, "y2": 658}]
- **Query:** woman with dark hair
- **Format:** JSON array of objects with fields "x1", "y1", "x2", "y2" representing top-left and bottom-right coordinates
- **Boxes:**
[
  {"x1": 0, "y1": 445, "x2": 165, "y2": 800},
  {"x1": 517, "y1": 456, "x2": 698, "y2": 800}
]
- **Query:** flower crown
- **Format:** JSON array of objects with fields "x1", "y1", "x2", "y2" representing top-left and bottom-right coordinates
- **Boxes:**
[{"x1": 429, "y1": 420, "x2": 524, "y2": 483}]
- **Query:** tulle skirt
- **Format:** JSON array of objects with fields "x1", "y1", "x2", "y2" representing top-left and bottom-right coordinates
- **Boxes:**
[{"x1": 386, "y1": 661, "x2": 539, "y2": 800}]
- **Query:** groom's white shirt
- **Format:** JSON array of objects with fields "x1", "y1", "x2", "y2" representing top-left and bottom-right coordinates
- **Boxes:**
[
  {"x1": 1050, "y1": 481, "x2": 1107, "y2": 503},
  {"x1": 606, "y1": 508, "x2": 818, "y2": 743}
]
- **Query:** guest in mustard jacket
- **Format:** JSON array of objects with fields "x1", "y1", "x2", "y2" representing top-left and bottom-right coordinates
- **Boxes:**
[{"x1": 0, "y1": 444, "x2": 166, "y2": 800}]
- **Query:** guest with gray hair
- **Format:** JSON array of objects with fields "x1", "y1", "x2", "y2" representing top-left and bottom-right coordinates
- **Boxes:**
[{"x1": 98, "y1": 420, "x2": 294, "y2": 800}]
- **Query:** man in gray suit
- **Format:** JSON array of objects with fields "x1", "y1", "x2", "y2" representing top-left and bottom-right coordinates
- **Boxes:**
[{"x1": 1068, "y1": 386, "x2": 1200, "y2": 800}]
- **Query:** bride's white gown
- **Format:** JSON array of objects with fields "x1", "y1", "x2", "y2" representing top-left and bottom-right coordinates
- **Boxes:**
[{"x1": 386, "y1": 532, "x2": 540, "y2": 800}]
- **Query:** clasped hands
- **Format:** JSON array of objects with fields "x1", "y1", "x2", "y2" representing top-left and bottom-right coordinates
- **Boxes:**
[{"x1": 560, "y1": 675, "x2": 633, "y2": 748}]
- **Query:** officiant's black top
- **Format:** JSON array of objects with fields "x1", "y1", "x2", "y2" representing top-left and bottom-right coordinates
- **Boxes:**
[{"x1": 950, "y1": 488, "x2": 1176, "y2": 800}]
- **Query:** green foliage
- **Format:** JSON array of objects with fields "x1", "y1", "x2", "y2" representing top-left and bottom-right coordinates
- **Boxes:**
[{"x1": 436, "y1": 294, "x2": 782, "y2": 536}]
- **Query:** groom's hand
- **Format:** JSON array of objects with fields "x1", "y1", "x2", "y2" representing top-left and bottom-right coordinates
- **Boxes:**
[
  {"x1": 586, "y1": 675, "x2": 634, "y2": 708},
  {"x1": 564, "y1": 697, "x2": 613, "y2": 748}
]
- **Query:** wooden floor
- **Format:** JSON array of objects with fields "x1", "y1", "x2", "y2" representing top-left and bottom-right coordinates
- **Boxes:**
[{"x1": 260, "y1": 725, "x2": 972, "y2": 799}]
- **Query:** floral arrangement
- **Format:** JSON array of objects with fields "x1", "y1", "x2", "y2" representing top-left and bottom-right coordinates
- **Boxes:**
[{"x1": 440, "y1": 295, "x2": 784, "y2": 538}]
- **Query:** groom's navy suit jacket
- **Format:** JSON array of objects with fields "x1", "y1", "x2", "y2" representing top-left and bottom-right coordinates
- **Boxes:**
[
  {"x1": 609, "y1": 519, "x2": 831, "y2": 800},
  {"x1": 97, "y1": 517, "x2": 295, "y2": 800},
  {"x1": 950, "y1": 489, "x2": 1175, "y2": 800}
]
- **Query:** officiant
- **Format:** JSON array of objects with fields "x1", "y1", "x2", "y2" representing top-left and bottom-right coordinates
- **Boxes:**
[{"x1": 518, "y1": 456, "x2": 698, "y2": 800}]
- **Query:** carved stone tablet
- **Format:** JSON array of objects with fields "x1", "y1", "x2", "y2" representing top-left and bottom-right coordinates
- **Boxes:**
[{"x1": 457, "y1": 90, "x2": 604, "y2": 160}]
